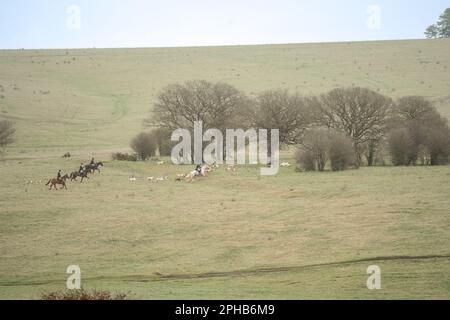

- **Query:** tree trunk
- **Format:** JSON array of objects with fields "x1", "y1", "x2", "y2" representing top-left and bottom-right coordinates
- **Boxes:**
[{"x1": 366, "y1": 140, "x2": 378, "y2": 166}]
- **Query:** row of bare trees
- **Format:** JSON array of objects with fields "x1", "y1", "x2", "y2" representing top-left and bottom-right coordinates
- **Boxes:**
[
  {"x1": 136, "y1": 80, "x2": 450, "y2": 169},
  {"x1": 143, "y1": 80, "x2": 313, "y2": 156}
]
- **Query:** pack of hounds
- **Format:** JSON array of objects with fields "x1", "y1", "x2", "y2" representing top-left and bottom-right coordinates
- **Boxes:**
[
  {"x1": 129, "y1": 163, "x2": 233, "y2": 183},
  {"x1": 129, "y1": 161, "x2": 292, "y2": 183},
  {"x1": 44, "y1": 158, "x2": 104, "y2": 190}
]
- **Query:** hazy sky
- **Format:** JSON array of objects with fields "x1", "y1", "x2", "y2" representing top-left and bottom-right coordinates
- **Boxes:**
[{"x1": 1, "y1": 0, "x2": 449, "y2": 49}]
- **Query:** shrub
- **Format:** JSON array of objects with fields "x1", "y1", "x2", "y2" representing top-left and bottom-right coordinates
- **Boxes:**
[
  {"x1": 0, "y1": 120, "x2": 15, "y2": 148},
  {"x1": 151, "y1": 127, "x2": 173, "y2": 156},
  {"x1": 296, "y1": 129, "x2": 356, "y2": 171},
  {"x1": 296, "y1": 129, "x2": 329, "y2": 171},
  {"x1": 328, "y1": 132, "x2": 355, "y2": 171},
  {"x1": 387, "y1": 128, "x2": 416, "y2": 165},
  {"x1": 388, "y1": 96, "x2": 450, "y2": 165},
  {"x1": 295, "y1": 149, "x2": 316, "y2": 171},
  {"x1": 425, "y1": 123, "x2": 450, "y2": 165},
  {"x1": 112, "y1": 152, "x2": 137, "y2": 161},
  {"x1": 130, "y1": 132, "x2": 157, "y2": 160}
]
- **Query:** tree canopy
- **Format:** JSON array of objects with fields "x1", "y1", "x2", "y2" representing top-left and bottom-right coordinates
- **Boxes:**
[{"x1": 425, "y1": 8, "x2": 450, "y2": 38}]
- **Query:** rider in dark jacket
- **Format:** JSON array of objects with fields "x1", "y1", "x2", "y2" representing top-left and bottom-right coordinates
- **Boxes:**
[
  {"x1": 79, "y1": 163, "x2": 84, "y2": 173},
  {"x1": 90, "y1": 158, "x2": 95, "y2": 166},
  {"x1": 57, "y1": 170, "x2": 62, "y2": 180}
]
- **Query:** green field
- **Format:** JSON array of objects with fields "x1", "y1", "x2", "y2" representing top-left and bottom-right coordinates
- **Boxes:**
[{"x1": 1, "y1": 39, "x2": 450, "y2": 299}]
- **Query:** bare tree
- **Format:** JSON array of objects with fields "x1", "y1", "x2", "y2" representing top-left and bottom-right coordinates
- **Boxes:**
[
  {"x1": 317, "y1": 87, "x2": 392, "y2": 166},
  {"x1": 0, "y1": 120, "x2": 15, "y2": 150},
  {"x1": 389, "y1": 96, "x2": 438, "y2": 163},
  {"x1": 146, "y1": 80, "x2": 250, "y2": 131},
  {"x1": 145, "y1": 80, "x2": 251, "y2": 162},
  {"x1": 251, "y1": 89, "x2": 312, "y2": 146},
  {"x1": 392, "y1": 96, "x2": 437, "y2": 122}
]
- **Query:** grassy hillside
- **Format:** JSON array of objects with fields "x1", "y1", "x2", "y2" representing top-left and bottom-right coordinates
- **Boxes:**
[
  {"x1": 0, "y1": 39, "x2": 450, "y2": 299},
  {"x1": 1, "y1": 39, "x2": 449, "y2": 158}
]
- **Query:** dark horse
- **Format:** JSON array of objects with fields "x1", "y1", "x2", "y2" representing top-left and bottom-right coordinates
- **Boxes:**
[
  {"x1": 46, "y1": 174, "x2": 69, "y2": 190},
  {"x1": 86, "y1": 161, "x2": 104, "y2": 174},
  {"x1": 70, "y1": 170, "x2": 89, "y2": 183}
]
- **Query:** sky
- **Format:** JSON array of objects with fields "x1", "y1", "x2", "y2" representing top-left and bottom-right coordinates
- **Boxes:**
[{"x1": 0, "y1": 0, "x2": 449, "y2": 49}]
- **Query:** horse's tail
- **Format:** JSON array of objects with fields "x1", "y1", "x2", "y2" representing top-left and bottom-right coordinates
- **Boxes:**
[{"x1": 45, "y1": 179, "x2": 51, "y2": 186}]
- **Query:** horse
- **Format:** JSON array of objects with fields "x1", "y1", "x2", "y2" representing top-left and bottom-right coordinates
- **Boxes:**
[
  {"x1": 200, "y1": 165, "x2": 211, "y2": 176},
  {"x1": 45, "y1": 174, "x2": 69, "y2": 190},
  {"x1": 86, "y1": 161, "x2": 104, "y2": 174},
  {"x1": 184, "y1": 165, "x2": 211, "y2": 182},
  {"x1": 70, "y1": 170, "x2": 89, "y2": 183}
]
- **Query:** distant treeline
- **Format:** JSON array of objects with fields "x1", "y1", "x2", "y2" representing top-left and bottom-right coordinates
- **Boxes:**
[{"x1": 126, "y1": 80, "x2": 450, "y2": 171}]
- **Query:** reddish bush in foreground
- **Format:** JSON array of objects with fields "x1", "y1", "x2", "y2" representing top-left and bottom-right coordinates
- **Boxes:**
[{"x1": 41, "y1": 289, "x2": 128, "y2": 300}]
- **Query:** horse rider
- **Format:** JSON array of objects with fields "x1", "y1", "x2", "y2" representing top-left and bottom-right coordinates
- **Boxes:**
[
  {"x1": 90, "y1": 158, "x2": 95, "y2": 166},
  {"x1": 79, "y1": 163, "x2": 85, "y2": 174},
  {"x1": 57, "y1": 169, "x2": 62, "y2": 180}
]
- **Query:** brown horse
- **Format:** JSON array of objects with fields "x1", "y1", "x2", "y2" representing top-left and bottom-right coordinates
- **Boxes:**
[
  {"x1": 46, "y1": 174, "x2": 69, "y2": 190},
  {"x1": 70, "y1": 170, "x2": 89, "y2": 183},
  {"x1": 86, "y1": 161, "x2": 104, "y2": 174}
]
